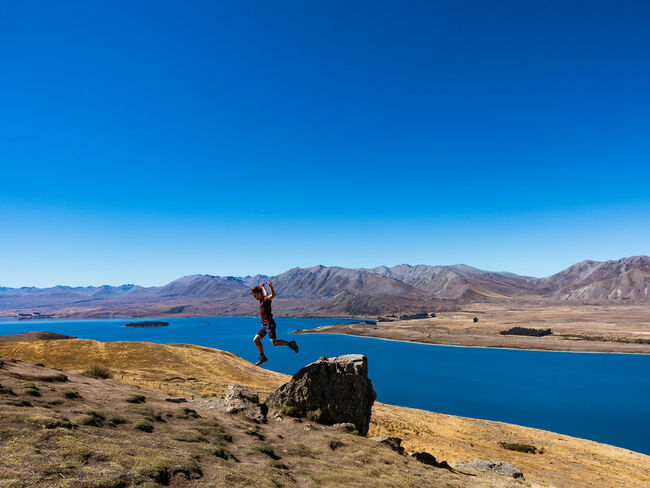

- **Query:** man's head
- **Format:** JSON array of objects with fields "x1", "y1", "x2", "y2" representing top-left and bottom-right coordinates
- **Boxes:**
[{"x1": 250, "y1": 286, "x2": 264, "y2": 300}]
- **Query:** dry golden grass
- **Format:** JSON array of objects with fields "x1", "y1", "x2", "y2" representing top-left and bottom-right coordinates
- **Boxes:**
[
  {"x1": 1, "y1": 339, "x2": 649, "y2": 487},
  {"x1": 0, "y1": 356, "x2": 523, "y2": 488},
  {"x1": 369, "y1": 403, "x2": 650, "y2": 488},
  {"x1": 0, "y1": 339, "x2": 287, "y2": 397}
]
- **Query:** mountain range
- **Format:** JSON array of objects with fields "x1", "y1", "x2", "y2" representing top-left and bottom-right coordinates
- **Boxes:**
[{"x1": 1, "y1": 256, "x2": 649, "y2": 317}]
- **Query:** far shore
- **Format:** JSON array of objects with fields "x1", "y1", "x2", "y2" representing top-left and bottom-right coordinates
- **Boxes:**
[{"x1": 294, "y1": 303, "x2": 650, "y2": 355}]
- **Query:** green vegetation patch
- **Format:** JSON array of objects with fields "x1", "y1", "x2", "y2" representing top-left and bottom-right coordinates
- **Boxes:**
[
  {"x1": 277, "y1": 405, "x2": 300, "y2": 417},
  {"x1": 127, "y1": 405, "x2": 166, "y2": 422},
  {"x1": 306, "y1": 409, "x2": 325, "y2": 423},
  {"x1": 173, "y1": 430, "x2": 208, "y2": 443},
  {"x1": 126, "y1": 394, "x2": 146, "y2": 404},
  {"x1": 77, "y1": 410, "x2": 106, "y2": 427},
  {"x1": 23, "y1": 383, "x2": 41, "y2": 397},
  {"x1": 499, "y1": 327, "x2": 552, "y2": 337}
]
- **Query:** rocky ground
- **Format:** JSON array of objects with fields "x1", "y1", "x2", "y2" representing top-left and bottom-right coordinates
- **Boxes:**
[
  {"x1": 295, "y1": 303, "x2": 650, "y2": 354},
  {"x1": 0, "y1": 338, "x2": 649, "y2": 487}
]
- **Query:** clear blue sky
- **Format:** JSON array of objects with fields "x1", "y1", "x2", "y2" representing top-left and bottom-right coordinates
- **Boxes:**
[{"x1": 1, "y1": 1, "x2": 649, "y2": 287}]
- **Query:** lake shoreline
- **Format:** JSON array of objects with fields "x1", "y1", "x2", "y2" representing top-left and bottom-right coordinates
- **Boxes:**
[
  {"x1": 292, "y1": 304, "x2": 650, "y2": 354},
  {"x1": 292, "y1": 330, "x2": 650, "y2": 355}
]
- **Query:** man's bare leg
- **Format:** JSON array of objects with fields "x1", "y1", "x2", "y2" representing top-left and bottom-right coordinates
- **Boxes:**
[
  {"x1": 271, "y1": 338, "x2": 299, "y2": 353},
  {"x1": 253, "y1": 335, "x2": 267, "y2": 365}
]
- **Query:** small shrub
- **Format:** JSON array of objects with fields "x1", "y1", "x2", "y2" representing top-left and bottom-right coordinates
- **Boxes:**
[
  {"x1": 0, "y1": 385, "x2": 16, "y2": 396},
  {"x1": 135, "y1": 421, "x2": 154, "y2": 433},
  {"x1": 126, "y1": 394, "x2": 146, "y2": 404},
  {"x1": 84, "y1": 365, "x2": 112, "y2": 379},
  {"x1": 271, "y1": 461, "x2": 289, "y2": 470},
  {"x1": 305, "y1": 409, "x2": 324, "y2": 422},
  {"x1": 6, "y1": 399, "x2": 32, "y2": 407},
  {"x1": 78, "y1": 411, "x2": 105, "y2": 427},
  {"x1": 24, "y1": 384, "x2": 41, "y2": 397},
  {"x1": 329, "y1": 440, "x2": 344, "y2": 450},
  {"x1": 108, "y1": 415, "x2": 128, "y2": 427},
  {"x1": 213, "y1": 447, "x2": 237, "y2": 461},
  {"x1": 498, "y1": 441, "x2": 540, "y2": 454},
  {"x1": 176, "y1": 408, "x2": 200, "y2": 419},
  {"x1": 64, "y1": 390, "x2": 81, "y2": 400},
  {"x1": 278, "y1": 405, "x2": 300, "y2": 417},
  {"x1": 35, "y1": 363, "x2": 45, "y2": 367}
]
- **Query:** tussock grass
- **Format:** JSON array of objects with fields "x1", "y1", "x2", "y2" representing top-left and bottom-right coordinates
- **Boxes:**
[
  {"x1": 135, "y1": 420, "x2": 154, "y2": 433},
  {"x1": 83, "y1": 364, "x2": 112, "y2": 379},
  {"x1": 126, "y1": 394, "x2": 146, "y2": 404}
]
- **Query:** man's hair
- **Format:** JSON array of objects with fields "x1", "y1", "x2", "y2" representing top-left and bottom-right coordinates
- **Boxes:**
[{"x1": 250, "y1": 286, "x2": 263, "y2": 295}]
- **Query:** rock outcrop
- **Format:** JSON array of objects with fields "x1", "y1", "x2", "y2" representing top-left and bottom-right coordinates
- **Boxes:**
[
  {"x1": 456, "y1": 459, "x2": 525, "y2": 480},
  {"x1": 223, "y1": 384, "x2": 267, "y2": 423},
  {"x1": 265, "y1": 354, "x2": 376, "y2": 435},
  {"x1": 371, "y1": 436, "x2": 405, "y2": 454}
]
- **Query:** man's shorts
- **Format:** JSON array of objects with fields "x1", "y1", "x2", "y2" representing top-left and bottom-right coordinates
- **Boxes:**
[{"x1": 256, "y1": 318, "x2": 277, "y2": 340}]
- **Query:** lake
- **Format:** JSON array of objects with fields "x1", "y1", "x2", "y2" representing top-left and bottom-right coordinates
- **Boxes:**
[{"x1": 1, "y1": 315, "x2": 648, "y2": 455}]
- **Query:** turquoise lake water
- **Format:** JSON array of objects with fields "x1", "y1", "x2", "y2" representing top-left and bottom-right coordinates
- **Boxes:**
[{"x1": 1, "y1": 315, "x2": 648, "y2": 455}]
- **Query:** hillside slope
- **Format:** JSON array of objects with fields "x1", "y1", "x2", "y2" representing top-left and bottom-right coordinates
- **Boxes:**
[
  {"x1": 1, "y1": 358, "x2": 517, "y2": 488},
  {"x1": 1, "y1": 339, "x2": 648, "y2": 488}
]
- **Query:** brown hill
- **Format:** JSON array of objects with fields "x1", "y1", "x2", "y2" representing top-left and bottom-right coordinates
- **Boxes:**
[
  {"x1": 1, "y1": 339, "x2": 648, "y2": 488},
  {"x1": 538, "y1": 256, "x2": 650, "y2": 301},
  {"x1": 0, "y1": 331, "x2": 75, "y2": 343}
]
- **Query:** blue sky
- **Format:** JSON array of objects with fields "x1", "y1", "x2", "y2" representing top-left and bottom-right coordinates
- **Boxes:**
[{"x1": 1, "y1": 1, "x2": 649, "y2": 287}]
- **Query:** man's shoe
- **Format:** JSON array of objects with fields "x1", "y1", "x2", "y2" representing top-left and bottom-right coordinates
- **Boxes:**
[
  {"x1": 255, "y1": 355, "x2": 268, "y2": 366},
  {"x1": 289, "y1": 341, "x2": 299, "y2": 354}
]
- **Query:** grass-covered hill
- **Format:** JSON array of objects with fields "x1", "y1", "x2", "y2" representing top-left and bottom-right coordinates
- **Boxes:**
[
  {"x1": 1, "y1": 339, "x2": 648, "y2": 487},
  {"x1": 0, "y1": 355, "x2": 523, "y2": 487}
]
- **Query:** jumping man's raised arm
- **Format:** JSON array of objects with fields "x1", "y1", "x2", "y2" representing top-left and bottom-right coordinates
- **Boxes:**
[
  {"x1": 260, "y1": 282, "x2": 268, "y2": 297},
  {"x1": 266, "y1": 281, "x2": 275, "y2": 300}
]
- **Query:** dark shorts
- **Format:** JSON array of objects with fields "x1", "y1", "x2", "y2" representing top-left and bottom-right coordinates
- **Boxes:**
[{"x1": 256, "y1": 318, "x2": 276, "y2": 340}]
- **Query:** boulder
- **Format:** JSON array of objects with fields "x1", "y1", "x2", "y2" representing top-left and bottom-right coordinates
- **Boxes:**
[
  {"x1": 411, "y1": 452, "x2": 454, "y2": 471},
  {"x1": 371, "y1": 436, "x2": 405, "y2": 455},
  {"x1": 456, "y1": 459, "x2": 525, "y2": 480},
  {"x1": 265, "y1": 354, "x2": 376, "y2": 435},
  {"x1": 224, "y1": 384, "x2": 267, "y2": 423}
]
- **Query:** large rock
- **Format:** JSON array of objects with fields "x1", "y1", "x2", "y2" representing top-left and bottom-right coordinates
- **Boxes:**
[
  {"x1": 411, "y1": 452, "x2": 454, "y2": 471},
  {"x1": 265, "y1": 354, "x2": 376, "y2": 435},
  {"x1": 371, "y1": 436, "x2": 405, "y2": 455},
  {"x1": 456, "y1": 459, "x2": 525, "y2": 480},
  {"x1": 224, "y1": 384, "x2": 267, "y2": 423}
]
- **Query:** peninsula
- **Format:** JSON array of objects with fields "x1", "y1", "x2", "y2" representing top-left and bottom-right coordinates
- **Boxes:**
[{"x1": 294, "y1": 303, "x2": 650, "y2": 354}]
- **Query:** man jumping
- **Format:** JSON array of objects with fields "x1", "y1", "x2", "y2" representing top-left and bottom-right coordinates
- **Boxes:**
[{"x1": 250, "y1": 280, "x2": 298, "y2": 366}]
